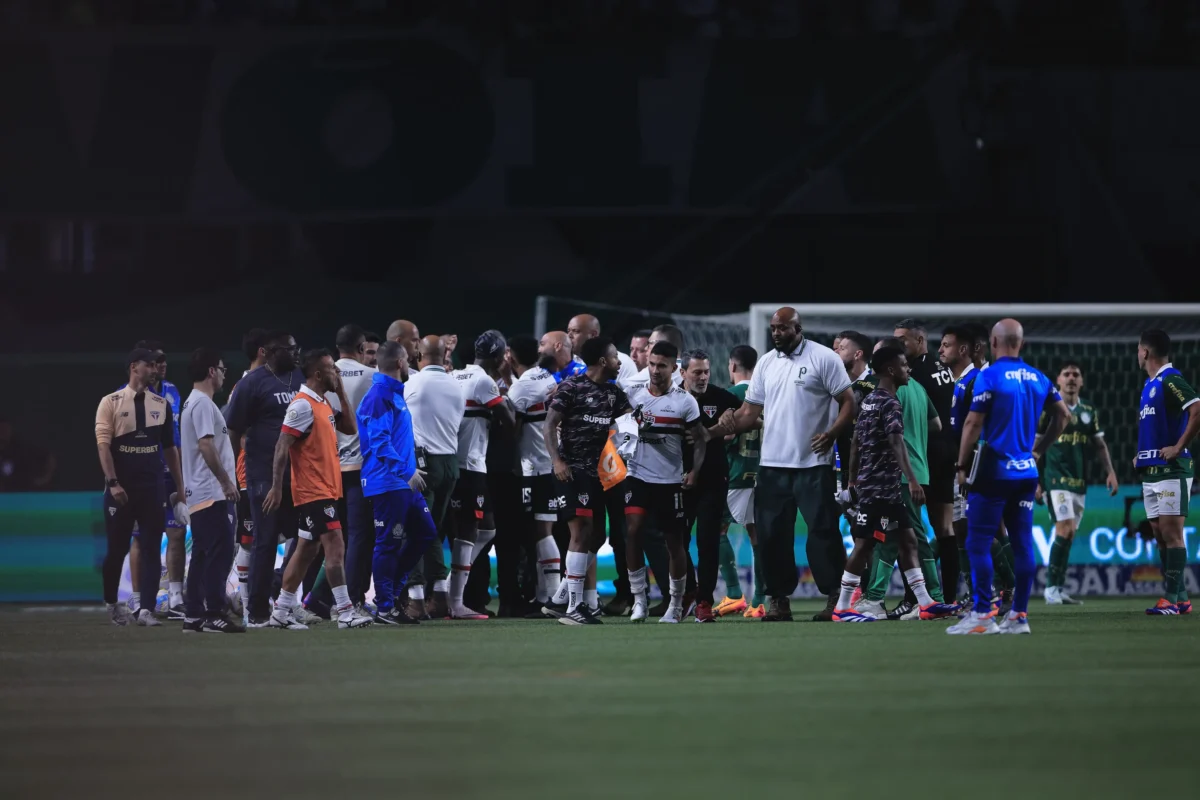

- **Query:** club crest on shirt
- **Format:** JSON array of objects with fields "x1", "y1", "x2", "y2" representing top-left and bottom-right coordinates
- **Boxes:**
[
  {"x1": 1080, "y1": 411, "x2": 1091, "y2": 424},
  {"x1": 703, "y1": 405, "x2": 717, "y2": 418},
  {"x1": 625, "y1": 490, "x2": 633, "y2": 503},
  {"x1": 150, "y1": 411, "x2": 160, "y2": 421},
  {"x1": 108, "y1": 507, "x2": 117, "y2": 517},
  {"x1": 578, "y1": 493, "x2": 590, "y2": 507},
  {"x1": 476, "y1": 495, "x2": 485, "y2": 508},
  {"x1": 1150, "y1": 387, "x2": 1157, "y2": 398},
  {"x1": 794, "y1": 366, "x2": 808, "y2": 386},
  {"x1": 324, "y1": 506, "x2": 336, "y2": 519}
]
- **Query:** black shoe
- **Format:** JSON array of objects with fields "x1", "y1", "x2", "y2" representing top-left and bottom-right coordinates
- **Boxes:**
[
  {"x1": 167, "y1": 604, "x2": 186, "y2": 621},
  {"x1": 558, "y1": 604, "x2": 603, "y2": 626},
  {"x1": 182, "y1": 617, "x2": 205, "y2": 633},
  {"x1": 525, "y1": 605, "x2": 552, "y2": 619},
  {"x1": 306, "y1": 599, "x2": 333, "y2": 621},
  {"x1": 499, "y1": 601, "x2": 537, "y2": 618},
  {"x1": 648, "y1": 598, "x2": 670, "y2": 618},
  {"x1": 999, "y1": 589, "x2": 1013, "y2": 619},
  {"x1": 541, "y1": 601, "x2": 568, "y2": 619},
  {"x1": 375, "y1": 608, "x2": 419, "y2": 626},
  {"x1": 762, "y1": 596, "x2": 793, "y2": 622},
  {"x1": 886, "y1": 599, "x2": 917, "y2": 621},
  {"x1": 203, "y1": 611, "x2": 246, "y2": 633},
  {"x1": 812, "y1": 594, "x2": 837, "y2": 622},
  {"x1": 602, "y1": 595, "x2": 633, "y2": 617}
]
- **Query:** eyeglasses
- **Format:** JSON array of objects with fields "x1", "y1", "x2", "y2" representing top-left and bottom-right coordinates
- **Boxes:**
[{"x1": 215, "y1": 366, "x2": 228, "y2": 374}]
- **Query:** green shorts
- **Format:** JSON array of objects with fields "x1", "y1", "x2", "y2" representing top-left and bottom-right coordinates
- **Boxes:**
[{"x1": 900, "y1": 484, "x2": 924, "y2": 532}]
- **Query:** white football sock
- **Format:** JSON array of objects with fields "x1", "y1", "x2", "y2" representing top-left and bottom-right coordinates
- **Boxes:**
[
  {"x1": 535, "y1": 537, "x2": 561, "y2": 603},
  {"x1": 669, "y1": 576, "x2": 686, "y2": 609},
  {"x1": 837, "y1": 570, "x2": 860, "y2": 609},
  {"x1": 168, "y1": 581, "x2": 183, "y2": 606},
  {"x1": 472, "y1": 529, "x2": 496, "y2": 563},
  {"x1": 408, "y1": 585, "x2": 425, "y2": 601},
  {"x1": 127, "y1": 594, "x2": 141, "y2": 613},
  {"x1": 551, "y1": 576, "x2": 569, "y2": 605},
  {"x1": 585, "y1": 589, "x2": 598, "y2": 609},
  {"x1": 450, "y1": 539, "x2": 474, "y2": 608},
  {"x1": 235, "y1": 546, "x2": 251, "y2": 606},
  {"x1": 433, "y1": 579, "x2": 448, "y2": 593},
  {"x1": 276, "y1": 589, "x2": 298, "y2": 612},
  {"x1": 904, "y1": 568, "x2": 933, "y2": 606},
  {"x1": 629, "y1": 567, "x2": 648, "y2": 604},
  {"x1": 564, "y1": 551, "x2": 589, "y2": 612},
  {"x1": 332, "y1": 584, "x2": 351, "y2": 613}
]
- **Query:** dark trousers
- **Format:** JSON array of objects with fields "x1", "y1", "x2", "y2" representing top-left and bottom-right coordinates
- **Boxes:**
[
  {"x1": 599, "y1": 485, "x2": 631, "y2": 597},
  {"x1": 186, "y1": 501, "x2": 235, "y2": 618},
  {"x1": 339, "y1": 474, "x2": 374, "y2": 605},
  {"x1": 101, "y1": 485, "x2": 164, "y2": 610},
  {"x1": 466, "y1": 470, "x2": 522, "y2": 608},
  {"x1": 411, "y1": 454, "x2": 459, "y2": 589},
  {"x1": 755, "y1": 465, "x2": 845, "y2": 597},
  {"x1": 371, "y1": 488, "x2": 438, "y2": 611},
  {"x1": 689, "y1": 480, "x2": 728, "y2": 604},
  {"x1": 247, "y1": 479, "x2": 297, "y2": 621}
]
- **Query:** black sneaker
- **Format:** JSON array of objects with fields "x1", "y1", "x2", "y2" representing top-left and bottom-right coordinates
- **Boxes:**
[
  {"x1": 886, "y1": 599, "x2": 917, "y2": 621},
  {"x1": 203, "y1": 611, "x2": 246, "y2": 633},
  {"x1": 812, "y1": 594, "x2": 837, "y2": 622},
  {"x1": 763, "y1": 596, "x2": 793, "y2": 622},
  {"x1": 375, "y1": 608, "x2": 418, "y2": 626},
  {"x1": 998, "y1": 590, "x2": 1013, "y2": 619},
  {"x1": 541, "y1": 601, "x2": 568, "y2": 619},
  {"x1": 603, "y1": 595, "x2": 633, "y2": 617},
  {"x1": 558, "y1": 604, "x2": 603, "y2": 626},
  {"x1": 182, "y1": 617, "x2": 205, "y2": 633},
  {"x1": 167, "y1": 604, "x2": 186, "y2": 621}
]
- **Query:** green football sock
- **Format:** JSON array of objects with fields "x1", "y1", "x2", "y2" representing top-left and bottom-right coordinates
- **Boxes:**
[
  {"x1": 310, "y1": 564, "x2": 328, "y2": 600},
  {"x1": 958, "y1": 545, "x2": 972, "y2": 596},
  {"x1": 1164, "y1": 547, "x2": 1186, "y2": 604},
  {"x1": 751, "y1": 543, "x2": 766, "y2": 607},
  {"x1": 993, "y1": 535, "x2": 1015, "y2": 592},
  {"x1": 865, "y1": 540, "x2": 896, "y2": 602},
  {"x1": 718, "y1": 536, "x2": 742, "y2": 600},
  {"x1": 915, "y1": 534, "x2": 944, "y2": 602},
  {"x1": 1047, "y1": 536, "x2": 1070, "y2": 589},
  {"x1": 1178, "y1": 548, "x2": 1189, "y2": 603}
]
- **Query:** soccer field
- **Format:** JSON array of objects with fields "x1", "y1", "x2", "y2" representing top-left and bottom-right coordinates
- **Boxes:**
[{"x1": 2, "y1": 599, "x2": 1195, "y2": 799}]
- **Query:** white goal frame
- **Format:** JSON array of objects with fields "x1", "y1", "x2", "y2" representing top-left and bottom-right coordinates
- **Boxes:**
[{"x1": 747, "y1": 303, "x2": 1200, "y2": 356}]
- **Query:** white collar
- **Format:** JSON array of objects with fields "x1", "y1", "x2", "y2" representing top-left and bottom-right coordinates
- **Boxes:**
[
  {"x1": 854, "y1": 366, "x2": 870, "y2": 382},
  {"x1": 735, "y1": 379, "x2": 751, "y2": 386},
  {"x1": 420, "y1": 365, "x2": 447, "y2": 373},
  {"x1": 299, "y1": 384, "x2": 326, "y2": 402},
  {"x1": 955, "y1": 363, "x2": 976, "y2": 381},
  {"x1": 1155, "y1": 363, "x2": 1174, "y2": 379},
  {"x1": 775, "y1": 339, "x2": 808, "y2": 359}
]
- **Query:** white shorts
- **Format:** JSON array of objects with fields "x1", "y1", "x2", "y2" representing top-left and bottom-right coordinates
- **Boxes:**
[
  {"x1": 952, "y1": 493, "x2": 967, "y2": 523},
  {"x1": 1048, "y1": 490, "x2": 1086, "y2": 527},
  {"x1": 1142, "y1": 477, "x2": 1193, "y2": 519},
  {"x1": 727, "y1": 488, "x2": 755, "y2": 526}
]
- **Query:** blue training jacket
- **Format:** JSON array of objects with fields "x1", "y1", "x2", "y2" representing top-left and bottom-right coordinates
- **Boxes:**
[{"x1": 357, "y1": 372, "x2": 418, "y2": 497}]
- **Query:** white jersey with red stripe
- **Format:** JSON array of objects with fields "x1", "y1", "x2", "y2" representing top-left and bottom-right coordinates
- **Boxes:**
[
  {"x1": 454, "y1": 364, "x2": 505, "y2": 473},
  {"x1": 625, "y1": 384, "x2": 701, "y2": 484},
  {"x1": 508, "y1": 366, "x2": 555, "y2": 476}
]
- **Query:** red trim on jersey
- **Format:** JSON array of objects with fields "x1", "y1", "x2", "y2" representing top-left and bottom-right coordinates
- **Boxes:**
[
  {"x1": 484, "y1": 395, "x2": 505, "y2": 408},
  {"x1": 649, "y1": 415, "x2": 683, "y2": 424},
  {"x1": 465, "y1": 399, "x2": 482, "y2": 407},
  {"x1": 873, "y1": 530, "x2": 887, "y2": 542},
  {"x1": 527, "y1": 402, "x2": 546, "y2": 412},
  {"x1": 281, "y1": 424, "x2": 305, "y2": 438}
]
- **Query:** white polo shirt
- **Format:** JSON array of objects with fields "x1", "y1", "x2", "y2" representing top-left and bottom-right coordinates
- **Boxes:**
[
  {"x1": 745, "y1": 338, "x2": 851, "y2": 469},
  {"x1": 325, "y1": 357, "x2": 377, "y2": 471},
  {"x1": 405, "y1": 365, "x2": 464, "y2": 456},
  {"x1": 575, "y1": 351, "x2": 638, "y2": 384}
]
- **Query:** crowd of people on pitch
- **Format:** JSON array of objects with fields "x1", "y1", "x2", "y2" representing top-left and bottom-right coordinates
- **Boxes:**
[{"x1": 95, "y1": 309, "x2": 1196, "y2": 632}]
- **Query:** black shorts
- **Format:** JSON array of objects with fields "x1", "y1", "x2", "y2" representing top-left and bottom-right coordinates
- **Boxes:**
[
  {"x1": 925, "y1": 442, "x2": 957, "y2": 505},
  {"x1": 850, "y1": 500, "x2": 906, "y2": 542},
  {"x1": 451, "y1": 470, "x2": 490, "y2": 519},
  {"x1": 297, "y1": 499, "x2": 342, "y2": 541},
  {"x1": 623, "y1": 477, "x2": 687, "y2": 535},
  {"x1": 522, "y1": 474, "x2": 557, "y2": 522},
  {"x1": 237, "y1": 488, "x2": 254, "y2": 547},
  {"x1": 552, "y1": 473, "x2": 604, "y2": 522}
]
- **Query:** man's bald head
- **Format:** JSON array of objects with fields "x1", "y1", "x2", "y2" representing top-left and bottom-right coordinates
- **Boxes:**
[
  {"x1": 991, "y1": 318, "x2": 1024, "y2": 354},
  {"x1": 567, "y1": 314, "x2": 601, "y2": 353},
  {"x1": 539, "y1": 330, "x2": 573, "y2": 371},
  {"x1": 416, "y1": 334, "x2": 445, "y2": 368},
  {"x1": 769, "y1": 307, "x2": 803, "y2": 352},
  {"x1": 386, "y1": 319, "x2": 420, "y2": 347}
]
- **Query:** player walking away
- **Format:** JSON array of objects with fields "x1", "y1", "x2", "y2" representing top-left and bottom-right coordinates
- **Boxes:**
[
  {"x1": 449, "y1": 331, "x2": 516, "y2": 620},
  {"x1": 405, "y1": 335, "x2": 465, "y2": 619},
  {"x1": 568, "y1": 313, "x2": 638, "y2": 383},
  {"x1": 179, "y1": 348, "x2": 244, "y2": 633},
  {"x1": 894, "y1": 320, "x2": 958, "y2": 621},
  {"x1": 629, "y1": 329, "x2": 652, "y2": 372},
  {"x1": 264, "y1": 349, "x2": 370, "y2": 630},
  {"x1": 362, "y1": 331, "x2": 381, "y2": 368},
  {"x1": 717, "y1": 345, "x2": 767, "y2": 619},
  {"x1": 681, "y1": 349, "x2": 739, "y2": 622},
  {"x1": 506, "y1": 336, "x2": 563, "y2": 614},
  {"x1": 949, "y1": 319, "x2": 1070, "y2": 635},
  {"x1": 225, "y1": 331, "x2": 306, "y2": 627},
  {"x1": 835, "y1": 347, "x2": 958, "y2": 622},
  {"x1": 227, "y1": 329, "x2": 267, "y2": 616},
  {"x1": 544, "y1": 337, "x2": 632, "y2": 626},
  {"x1": 1037, "y1": 361, "x2": 1119, "y2": 605},
  {"x1": 386, "y1": 319, "x2": 421, "y2": 368},
  {"x1": 358, "y1": 341, "x2": 438, "y2": 625},
  {"x1": 95, "y1": 349, "x2": 187, "y2": 626},
  {"x1": 940, "y1": 324, "x2": 981, "y2": 603},
  {"x1": 716, "y1": 308, "x2": 856, "y2": 622},
  {"x1": 1135, "y1": 330, "x2": 1200, "y2": 615}
]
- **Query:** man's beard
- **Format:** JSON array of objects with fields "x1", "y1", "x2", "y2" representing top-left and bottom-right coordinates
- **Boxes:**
[{"x1": 538, "y1": 354, "x2": 559, "y2": 372}]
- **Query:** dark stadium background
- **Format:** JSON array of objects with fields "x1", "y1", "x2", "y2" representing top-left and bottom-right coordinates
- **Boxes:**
[{"x1": 1, "y1": 0, "x2": 1199, "y2": 491}]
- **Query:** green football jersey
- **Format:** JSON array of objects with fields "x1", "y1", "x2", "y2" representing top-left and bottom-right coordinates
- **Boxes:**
[
  {"x1": 727, "y1": 382, "x2": 760, "y2": 488},
  {"x1": 854, "y1": 373, "x2": 936, "y2": 486},
  {"x1": 1039, "y1": 400, "x2": 1102, "y2": 492}
]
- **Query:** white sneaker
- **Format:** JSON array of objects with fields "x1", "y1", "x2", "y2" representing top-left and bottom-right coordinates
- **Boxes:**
[
  {"x1": 109, "y1": 603, "x2": 132, "y2": 626},
  {"x1": 1058, "y1": 591, "x2": 1083, "y2": 605},
  {"x1": 631, "y1": 599, "x2": 648, "y2": 623},
  {"x1": 853, "y1": 598, "x2": 886, "y2": 620},
  {"x1": 899, "y1": 602, "x2": 921, "y2": 621},
  {"x1": 136, "y1": 608, "x2": 161, "y2": 627},
  {"x1": 268, "y1": 609, "x2": 308, "y2": 630},
  {"x1": 658, "y1": 605, "x2": 684, "y2": 624},
  {"x1": 946, "y1": 610, "x2": 1000, "y2": 635},
  {"x1": 1044, "y1": 586, "x2": 1063, "y2": 605},
  {"x1": 997, "y1": 612, "x2": 1031, "y2": 634},
  {"x1": 293, "y1": 605, "x2": 323, "y2": 625},
  {"x1": 337, "y1": 606, "x2": 374, "y2": 629}
]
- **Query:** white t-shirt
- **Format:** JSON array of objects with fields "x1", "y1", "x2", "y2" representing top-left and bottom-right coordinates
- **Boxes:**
[
  {"x1": 575, "y1": 351, "x2": 638, "y2": 385},
  {"x1": 508, "y1": 366, "x2": 556, "y2": 476},
  {"x1": 405, "y1": 366, "x2": 464, "y2": 456},
  {"x1": 325, "y1": 357, "x2": 377, "y2": 471},
  {"x1": 615, "y1": 367, "x2": 684, "y2": 457},
  {"x1": 624, "y1": 384, "x2": 701, "y2": 484},
  {"x1": 453, "y1": 364, "x2": 505, "y2": 473},
  {"x1": 745, "y1": 338, "x2": 851, "y2": 469},
  {"x1": 180, "y1": 389, "x2": 236, "y2": 512}
]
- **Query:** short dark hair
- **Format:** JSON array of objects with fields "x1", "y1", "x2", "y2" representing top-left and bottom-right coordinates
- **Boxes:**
[
  {"x1": 631, "y1": 329, "x2": 652, "y2": 340},
  {"x1": 1058, "y1": 360, "x2": 1083, "y2": 376},
  {"x1": 1140, "y1": 329, "x2": 1171, "y2": 359},
  {"x1": 263, "y1": 330, "x2": 293, "y2": 350},
  {"x1": 580, "y1": 336, "x2": 614, "y2": 367},
  {"x1": 507, "y1": 334, "x2": 539, "y2": 368},
  {"x1": 187, "y1": 347, "x2": 223, "y2": 383},
  {"x1": 651, "y1": 323, "x2": 685, "y2": 352},
  {"x1": 376, "y1": 340, "x2": 405, "y2": 373},
  {"x1": 682, "y1": 348, "x2": 710, "y2": 366},
  {"x1": 966, "y1": 323, "x2": 990, "y2": 349},
  {"x1": 876, "y1": 336, "x2": 903, "y2": 351},
  {"x1": 840, "y1": 331, "x2": 872, "y2": 360},
  {"x1": 135, "y1": 339, "x2": 164, "y2": 353},
  {"x1": 335, "y1": 323, "x2": 366, "y2": 354},
  {"x1": 242, "y1": 328, "x2": 267, "y2": 362},
  {"x1": 893, "y1": 318, "x2": 926, "y2": 334},
  {"x1": 363, "y1": 331, "x2": 382, "y2": 345},
  {"x1": 871, "y1": 346, "x2": 905, "y2": 374},
  {"x1": 650, "y1": 341, "x2": 679, "y2": 361},
  {"x1": 300, "y1": 348, "x2": 332, "y2": 378},
  {"x1": 942, "y1": 324, "x2": 974, "y2": 350},
  {"x1": 729, "y1": 345, "x2": 758, "y2": 372}
]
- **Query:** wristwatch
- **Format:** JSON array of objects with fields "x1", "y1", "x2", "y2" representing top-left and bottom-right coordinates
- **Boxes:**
[{"x1": 106, "y1": 478, "x2": 120, "y2": 488}]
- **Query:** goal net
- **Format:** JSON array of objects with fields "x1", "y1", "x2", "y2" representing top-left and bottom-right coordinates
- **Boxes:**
[{"x1": 748, "y1": 303, "x2": 1200, "y2": 484}]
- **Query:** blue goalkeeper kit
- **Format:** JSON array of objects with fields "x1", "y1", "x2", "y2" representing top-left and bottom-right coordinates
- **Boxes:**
[
  {"x1": 356, "y1": 372, "x2": 437, "y2": 612},
  {"x1": 965, "y1": 357, "x2": 1060, "y2": 614}
]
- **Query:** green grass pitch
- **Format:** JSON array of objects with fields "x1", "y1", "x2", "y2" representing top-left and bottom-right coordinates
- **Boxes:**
[{"x1": 1, "y1": 598, "x2": 1196, "y2": 799}]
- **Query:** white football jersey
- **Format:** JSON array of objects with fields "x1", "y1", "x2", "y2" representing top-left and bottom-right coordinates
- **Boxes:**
[
  {"x1": 508, "y1": 366, "x2": 555, "y2": 476},
  {"x1": 454, "y1": 364, "x2": 504, "y2": 473},
  {"x1": 624, "y1": 384, "x2": 700, "y2": 484}
]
